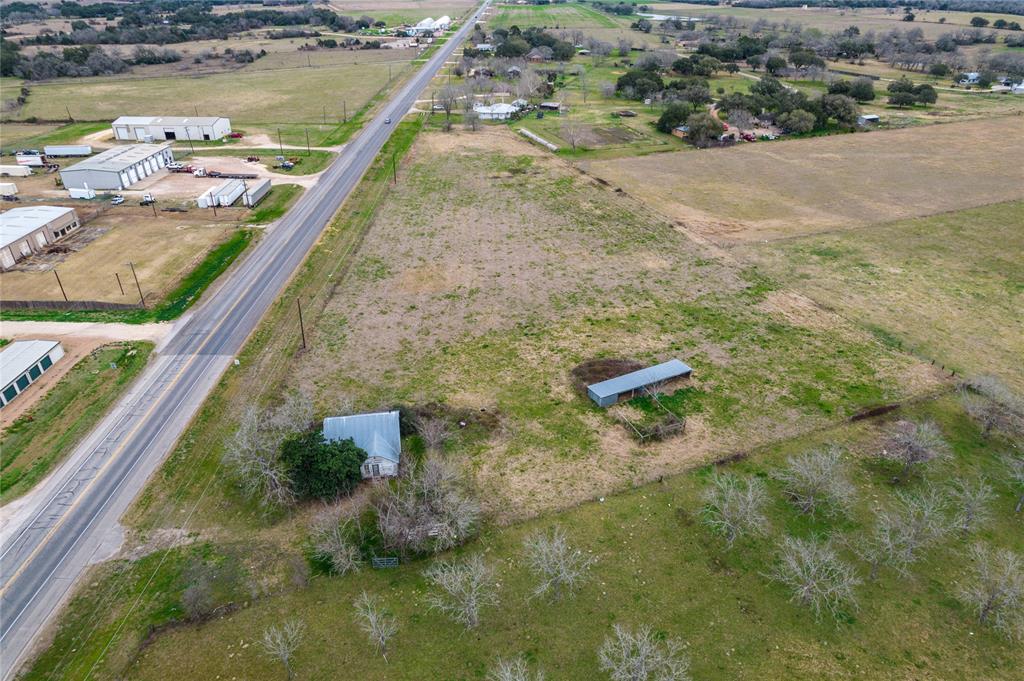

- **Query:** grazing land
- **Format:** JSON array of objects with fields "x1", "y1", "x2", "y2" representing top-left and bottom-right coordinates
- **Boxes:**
[
  {"x1": 0, "y1": 342, "x2": 153, "y2": 502},
  {"x1": 490, "y1": 3, "x2": 620, "y2": 29},
  {"x1": 33, "y1": 395, "x2": 1024, "y2": 681},
  {"x1": 585, "y1": 117, "x2": 1024, "y2": 243},
  {"x1": 737, "y1": 200, "x2": 1024, "y2": 392},
  {"x1": 275, "y1": 128, "x2": 943, "y2": 518}
]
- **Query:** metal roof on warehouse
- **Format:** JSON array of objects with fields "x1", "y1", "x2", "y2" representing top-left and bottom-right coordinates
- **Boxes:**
[{"x1": 62, "y1": 144, "x2": 170, "y2": 173}]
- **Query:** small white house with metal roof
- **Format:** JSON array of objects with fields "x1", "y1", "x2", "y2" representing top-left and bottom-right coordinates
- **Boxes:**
[
  {"x1": 59, "y1": 144, "x2": 173, "y2": 191},
  {"x1": 323, "y1": 411, "x2": 401, "y2": 479},
  {"x1": 587, "y1": 359, "x2": 692, "y2": 407},
  {"x1": 111, "y1": 116, "x2": 232, "y2": 142},
  {"x1": 1, "y1": 340, "x2": 64, "y2": 408},
  {"x1": 474, "y1": 102, "x2": 518, "y2": 120}
]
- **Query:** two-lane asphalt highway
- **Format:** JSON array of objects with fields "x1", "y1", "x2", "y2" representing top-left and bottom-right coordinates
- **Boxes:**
[{"x1": 0, "y1": 3, "x2": 488, "y2": 676}]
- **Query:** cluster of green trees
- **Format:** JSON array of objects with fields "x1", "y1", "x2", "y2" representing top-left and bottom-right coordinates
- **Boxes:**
[
  {"x1": 827, "y1": 77, "x2": 877, "y2": 102},
  {"x1": 718, "y1": 76, "x2": 862, "y2": 133},
  {"x1": 492, "y1": 25, "x2": 575, "y2": 61},
  {"x1": 887, "y1": 77, "x2": 938, "y2": 107}
]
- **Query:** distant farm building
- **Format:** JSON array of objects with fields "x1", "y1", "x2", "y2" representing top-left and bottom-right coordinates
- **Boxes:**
[
  {"x1": 323, "y1": 411, "x2": 401, "y2": 479},
  {"x1": 59, "y1": 144, "x2": 173, "y2": 191},
  {"x1": 959, "y1": 72, "x2": 980, "y2": 85},
  {"x1": 0, "y1": 340, "x2": 64, "y2": 408},
  {"x1": 857, "y1": 114, "x2": 880, "y2": 126},
  {"x1": 111, "y1": 116, "x2": 232, "y2": 142},
  {"x1": 587, "y1": 359, "x2": 693, "y2": 407},
  {"x1": 0, "y1": 206, "x2": 79, "y2": 270},
  {"x1": 671, "y1": 125, "x2": 689, "y2": 138},
  {"x1": 405, "y1": 15, "x2": 450, "y2": 36},
  {"x1": 474, "y1": 102, "x2": 518, "y2": 121}
]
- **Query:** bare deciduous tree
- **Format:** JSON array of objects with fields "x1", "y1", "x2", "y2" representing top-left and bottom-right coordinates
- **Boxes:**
[
  {"x1": 727, "y1": 108, "x2": 756, "y2": 131},
  {"x1": 701, "y1": 472, "x2": 770, "y2": 546},
  {"x1": 424, "y1": 554, "x2": 498, "y2": 629},
  {"x1": 773, "y1": 445, "x2": 856, "y2": 517},
  {"x1": 959, "y1": 375, "x2": 1024, "y2": 438},
  {"x1": 560, "y1": 116, "x2": 584, "y2": 151},
  {"x1": 948, "y1": 478, "x2": 994, "y2": 536},
  {"x1": 617, "y1": 38, "x2": 633, "y2": 58},
  {"x1": 879, "y1": 420, "x2": 951, "y2": 482},
  {"x1": 464, "y1": 110, "x2": 481, "y2": 131},
  {"x1": 523, "y1": 526, "x2": 596, "y2": 600},
  {"x1": 439, "y1": 84, "x2": 460, "y2": 119},
  {"x1": 516, "y1": 68, "x2": 542, "y2": 100},
  {"x1": 488, "y1": 655, "x2": 546, "y2": 681},
  {"x1": 413, "y1": 414, "x2": 453, "y2": 453},
  {"x1": 376, "y1": 456, "x2": 480, "y2": 556},
  {"x1": 599, "y1": 80, "x2": 616, "y2": 98},
  {"x1": 769, "y1": 536, "x2": 861, "y2": 622},
  {"x1": 259, "y1": 619, "x2": 305, "y2": 680},
  {"x1": 959, "y1": 543, "x2": 1024, "y2": 641},
  {"x1": 353, "y1": 591, "x2": 398, "y2": 659},
  {"x1": 857, "y1": 486, "x2": 949, "y2": 578},
  {"x1": 309, "y1": 507, "x2": 362, "y2": 575},
  {"x1": 597, "y1": 624, "x2": 691, "y2": 681}
]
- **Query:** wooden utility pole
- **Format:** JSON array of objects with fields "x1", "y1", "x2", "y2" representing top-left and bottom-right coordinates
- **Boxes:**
[
  {"x1": 391, "y1": 153, "x2": 397, "y2": 184},
  {"x1": 65, "y1": 105, "x2": 73, "y2": 122},
  {"x1": 277, "y1": 128, "x2": 284, "y2": 155},
  {"x1": 53, "y1": 269, "x2": 68, "y2": 302},
  {"x1": 115, "y1": 272, "x2": 125, "y2": 296},
  {"x1": 129, "y1": 261, "x2": 145, "y2": 308},
  {"x1": 343, "y1": 100, "x2": 347, "y2": 123},
  {"x1": 305, "y1": 128, "x2": 310, "y2": 156},
  {"x1": 296, "y1": 298, "x2": 306, "y2": 349}
]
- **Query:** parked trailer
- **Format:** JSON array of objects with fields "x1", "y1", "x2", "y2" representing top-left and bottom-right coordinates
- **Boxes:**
[
  {"x1": 68, "y1": 187, "x2": 96, "y2": 199},
  {"x1": 215, "y1": 179, "x2": 246, "y2": 206},
  {"x1": 15, "y1": 153, "x2": 45, "y2": 167},
  {"x1": 241, "y1": 178, "x2": 271, "y2": 207},
  {"x1": 0, "y1": 182, "x2": 18, "y2": 196},
  {"x1": 43, "y1": 145, "x2": 92, "y2": 157},
  {"x1": 207, "y1": 170, "x2": 259, "y2": 180},
  {"x1": 0, "y1": 165, "x2": 32, "y2": 177}
]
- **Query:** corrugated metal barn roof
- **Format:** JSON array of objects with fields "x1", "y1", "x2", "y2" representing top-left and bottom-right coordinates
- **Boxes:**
[
  {"x1": 323, "y1": 411, "x2": 401, "y2": 463},
  {"x1": 587, "y1": 359, "x2": 692, "y2": 400}
]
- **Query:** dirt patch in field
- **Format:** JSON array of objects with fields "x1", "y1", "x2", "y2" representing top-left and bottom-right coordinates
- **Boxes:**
[{"x1": 586, "y1": 117, "x2": 1024, "y2": 244}]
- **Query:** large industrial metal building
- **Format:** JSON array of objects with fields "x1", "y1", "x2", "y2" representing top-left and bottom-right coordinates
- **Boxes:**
[
  {"x1": 59, "y1": 144, "x2": 174, "y2": 191},
  {"x1": 0, "y1": 340, "x2": 65, "y2": 408},
  {"x1": 111, "y1": 116, "x2": 232, "y2": 142},
  {"x1": 0, "y1": 206, "x2": 80, "y2": 270}
]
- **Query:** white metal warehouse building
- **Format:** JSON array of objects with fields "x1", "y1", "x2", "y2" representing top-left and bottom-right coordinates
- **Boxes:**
[
  {"x1": 0, "y1": 340, "x2": 65, "y2": 408},
  {"x1": 59, "y1": 144, "x2": 174, "y2": 191},
  {"x1": 111, "y1": 116, "x2": 232, "y2": 142},
  {"x1": 0, "y1": 206, "x2": 80, "y2": 270}
]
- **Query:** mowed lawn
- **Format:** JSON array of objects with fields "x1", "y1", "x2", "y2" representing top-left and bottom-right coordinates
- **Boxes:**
[
  {"x1": 586, "y1": 117, "x2": 1024, "y2": 243},
  {"x1": 737, "y1": 200, "x2": 1024, "y2": 392},
  {"x1": 38, "y1": 395, "x2": 1024, "y2": 681},
  {"x1": 14, "y1": 60, "x2": 397, "y2": 126},
  {"x1": 278, "y1": 127, "x2": 942, "y2": 519}
]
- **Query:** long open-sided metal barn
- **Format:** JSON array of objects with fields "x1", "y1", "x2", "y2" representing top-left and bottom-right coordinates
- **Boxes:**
[{"x1": 587, "y1": 359, "x2": 693, "y2": 407}]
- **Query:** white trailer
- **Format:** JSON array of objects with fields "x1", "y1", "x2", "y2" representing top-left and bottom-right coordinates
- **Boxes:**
[
  {"x1": 15, "y1": 153, "x2": 44, "y2": 167},
  {"x1": 0, "y1": 166, "x2": 32, "y2": 177},
  {"x1": 43, "y1": 145, "x2": 92, "y2": 157},
  {"x1": 241, "y1": 178, "x2": 271, "y2": 207},
  {"x1": 0, "y1": 182, "x2": 18, "y2": 196}
]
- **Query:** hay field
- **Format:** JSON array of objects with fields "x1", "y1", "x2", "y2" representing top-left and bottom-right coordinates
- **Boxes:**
[
  {"x1": 489, "y1": 3, "x2": 619, "y2": 29},
  {"x1": 287, "y1": 127, "x2": 941, "y2": 519},
  {"x1": 737, "y1": 200, "x2": 1024, "y2": 392},
  {"x1": 585, "y1": 117, "x2": 1024, "y2": 244},
  {"x1": 327, "y1": 0, "x2": 477, "y2": 24},
  {"x1": 0, "y1": 207, "x2": 239, "y2": 305},
  {"x1": 12, "y1": 56, "x2": 403, "y2": 126}
]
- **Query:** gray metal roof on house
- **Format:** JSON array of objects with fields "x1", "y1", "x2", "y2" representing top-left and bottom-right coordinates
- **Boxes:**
[
  {"x1": 0, "y1": 206, "x2": 75, "y2": 249},
  {"x1": 323, "y1": 411, "x2": 401, "y2": 463},
  {"x1": 587, "y1": 359, "x2": 692, "y2": 399},
  {"x1": 62, "y1": 144, "x2": 170, "y2": 173},
  {"x1": 1, "y1": 340, "x2": 60, "y2": 388}
]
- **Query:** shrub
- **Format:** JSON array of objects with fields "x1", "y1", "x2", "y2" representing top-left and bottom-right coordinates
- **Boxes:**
[{"x1": 279, "y1": 430, "x2": 365, "y2": 500}]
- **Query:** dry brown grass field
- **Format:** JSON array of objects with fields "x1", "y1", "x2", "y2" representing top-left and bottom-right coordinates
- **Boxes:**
[
  {"x1": 286, "y1": 126, "x2": 943, "y2": 519},
  {"x1": 0, "y1": 204, "x2": 240, "y2": 304},
  {"x1": 585, "y1": 116, "x2": 1024, "y2": 244}
]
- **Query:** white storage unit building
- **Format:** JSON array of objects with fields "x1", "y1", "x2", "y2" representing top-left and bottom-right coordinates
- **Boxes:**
[
  {"x1": 111, "y1": 116, "x2": 232, "y2": 142},
  {"x1": 59, "y1": 144, "x2": 173, "y2": 191},
  {"x1": 0, "y1": 340, "x2": 65, "y2": 408},
  {"x1": 0, "y1": 206, "x2": 80, "y2": 270}
]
